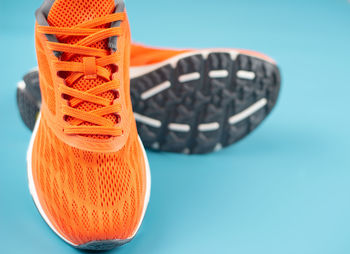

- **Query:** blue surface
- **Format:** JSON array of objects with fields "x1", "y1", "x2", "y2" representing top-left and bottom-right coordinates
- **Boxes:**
[{"x1": 1, "y1": 0, "x2": 350, "y2": 253}]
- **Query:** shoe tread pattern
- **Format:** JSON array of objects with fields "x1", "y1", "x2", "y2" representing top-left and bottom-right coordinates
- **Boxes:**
[
  {"x1": 17, "y1": 71, "x2": 41, "y2": 130},
  {"x1": 131, "y1": 53, "x2": 281, "y2": 154}
]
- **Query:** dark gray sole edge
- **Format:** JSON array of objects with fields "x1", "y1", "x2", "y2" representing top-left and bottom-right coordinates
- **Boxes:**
[{"x1": 76, "y1": 238, "x2": 132, "y2": 251}]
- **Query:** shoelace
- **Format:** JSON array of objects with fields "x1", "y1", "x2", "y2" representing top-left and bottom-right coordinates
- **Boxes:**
[{"x1": 37, "y1": 13, "x2": 125, "y2": 137}]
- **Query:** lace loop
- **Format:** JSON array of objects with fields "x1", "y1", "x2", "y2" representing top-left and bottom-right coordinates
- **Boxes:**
[{"x1": 83, "y1": 57, "x2": 97, "y2": 79}]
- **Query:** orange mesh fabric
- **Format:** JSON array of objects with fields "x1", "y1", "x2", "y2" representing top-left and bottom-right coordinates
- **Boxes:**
[
  {"x1": 47, "y1": 0, "x2": 118, "y2": 139},
  {"x1": 35, "y1": 37, "x2": 56, "y2": 115},
  {"x1": 32, "y1": 116, "x2": 146, "y2": 244},
  {"x1": 130, "y1": 44, "x2": 189, "y2": 66}
]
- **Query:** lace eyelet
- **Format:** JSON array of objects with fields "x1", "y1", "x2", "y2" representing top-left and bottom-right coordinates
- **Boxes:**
[
  {"x1": 57, "y1": 71, "x2": 66, "y2": 79},
  {"x1": 61, "y1": 93, "x2": 69, "y2": 100},
  {"x1": 111, "y1": 64, "x2": 118, "y2": 74},
  {"x1": 113, "y1": 90, "x2": 120, "y2": 100},
  {"x1": 114, "y1": 113, "x2": 121, "y2": 124}
]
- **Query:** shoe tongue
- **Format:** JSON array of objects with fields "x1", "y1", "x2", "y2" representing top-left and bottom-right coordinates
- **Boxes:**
[
  {"x1": 47, "y1": 0, "x2": 118, "y2": 139},
  {"x1": 47, "y1": 0, "x2": 116, "y2": 28}
]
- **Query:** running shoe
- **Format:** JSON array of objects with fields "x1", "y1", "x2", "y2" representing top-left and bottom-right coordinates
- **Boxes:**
[
  {"x1": 19, "y1": 44, "x2": 281, "y2": 154},
  {"x1": 28, "y1": 0, "x2": 150, "y2": 250}
]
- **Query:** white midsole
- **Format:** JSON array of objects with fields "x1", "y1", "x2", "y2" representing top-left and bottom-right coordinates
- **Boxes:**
[{"x1": 27, "y1": 113, "x2": 151, "y2": 247}]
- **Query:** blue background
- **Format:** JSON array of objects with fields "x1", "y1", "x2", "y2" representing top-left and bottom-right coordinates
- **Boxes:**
[{"x1": 1, "y1": 0, "x2": 350, "y2": 253}]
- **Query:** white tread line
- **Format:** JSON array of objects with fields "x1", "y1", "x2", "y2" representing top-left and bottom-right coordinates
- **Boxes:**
[
  {"x1": 178, "y1": 72, "x2": 200, "y2": 83},
  {"x1": 27, "y1": 114, "x2": 151, "y2": 247},
  {"x1": 229, "y1": 98, "x2": 267, "y2": 125},
  {"x1": 168, "y1": 123, "x2": 191, "y2": 132},
  {"x1": 198, "y1": 122, "x2": 220, "y2": 132},
  {"x1": 237, "y1": 70, "x2": 256, "y2": 80},
  {"x1": 151, "y1": 142, "x2": 160, "y2": 150},
  {"x1": 134, "y1": 113, "x2": 162, "y2": 128},
  {"x1": 209, "y1": 70, "x2": 229, "y2": 79},
  {"x1": 214, "y1": 143, "x2": 223, "y2": 151},
  {"x1": 18, "y1": 79, "x2": 42, "y2": 108},
  {"x1": 183, "y1": 148, "x2": 190, "y2": 154},
  {"x1": 141, "y1": 81, "x2": 171, "y2": 100},
  {"x1": 17, "y1": 80, "x2": 26, "y2": 90}
]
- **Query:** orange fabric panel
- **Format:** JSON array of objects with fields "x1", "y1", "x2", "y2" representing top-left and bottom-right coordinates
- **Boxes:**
[
  {"x1": 32, "y1": 117, "x2": 146, "y2": 244},
  {"x1": 130, "y1": 43, "x2": 189, "y2": 66}
]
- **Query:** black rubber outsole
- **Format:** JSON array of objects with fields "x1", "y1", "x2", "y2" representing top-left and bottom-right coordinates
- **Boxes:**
[
  {"x1": 76, "y1": 239, "x2": 131, "y2": 251},
  {"x1": 16, "y1": 51, "x2": 280, "y2": 154},
  {"x1": 130, "y1": 51, "x2": 281, "y2": 154},
  {"x1": 17, "y1": 70, "x2": 41, "y2": 131}
]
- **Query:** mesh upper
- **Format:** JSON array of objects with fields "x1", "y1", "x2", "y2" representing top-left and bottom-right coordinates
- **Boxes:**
[
  {"x1": 32, "y1": 117, "x2": 146, "y2": 244},
  {"x1": 47, "y1": 0, "x2": 118, "y2": 139}
]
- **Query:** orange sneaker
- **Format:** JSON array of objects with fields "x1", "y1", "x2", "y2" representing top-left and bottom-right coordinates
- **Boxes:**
[
  {"x1": 19, "y1": 44, "x2": 280, "y2": 154},
  {"x1": 28, "y1": 0, "x2": 150, "y2": 250}
]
